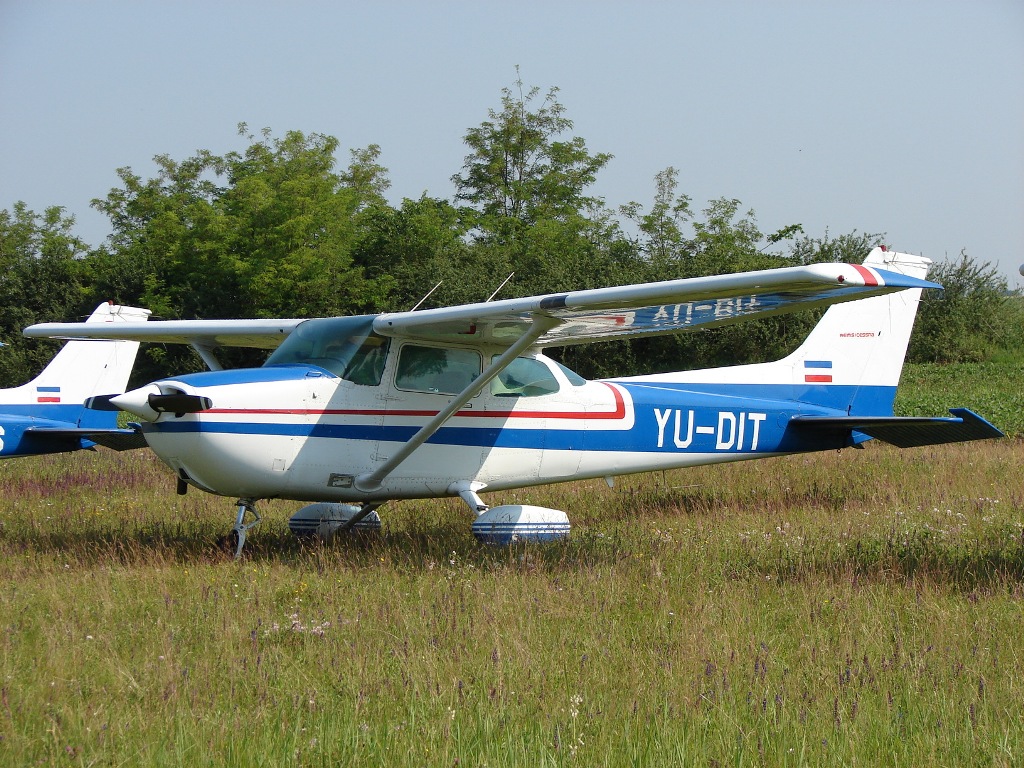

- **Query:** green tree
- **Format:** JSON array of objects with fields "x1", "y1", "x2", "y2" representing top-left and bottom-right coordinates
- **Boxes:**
[
  {"x1": 620, "y1": 166, "x2": 692, "y2": 268},
  {"x1": 789, "y1": 229, "x2": 883, "y2": 265},
  {"x1": 447, "y1": 72, "x2": 632, "y2": 332},
  {"x1": 351, "y1": 195, "x2": 481, "y2": 311},
  {"x1": 909, "y1": 252, "x2": 1018, "y2": 363},
  {"x1": 452, "y1": 71, "x2": 612, "y2": 242},
  {"x1": 92, "y1": 126, "x2": 390, "y2": 320},
  {"x1": 687, "y1": 198, "x2": 769, "y2": 275},
  {"x1": 215, "y1": 128, "x2": 388, "y2": 319},
  {"x1": 89, "y1": 126, "x2": 392, "y2": 378},
  {"x1": 0, "y1": 203, "x2": 91, "y2": 386}
]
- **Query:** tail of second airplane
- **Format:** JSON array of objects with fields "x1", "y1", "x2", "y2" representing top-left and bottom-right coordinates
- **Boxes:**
[
  {"x1": 5, "y1": 302, "x2": 151, "y2": 427},
  {"x1": 629, "y1": 248, "x2": 932, "y2": 416}
]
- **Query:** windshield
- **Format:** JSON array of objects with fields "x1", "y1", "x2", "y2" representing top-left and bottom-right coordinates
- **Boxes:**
[{"x1": 264, "y1": 315, "x2": 390, "y2": 385}]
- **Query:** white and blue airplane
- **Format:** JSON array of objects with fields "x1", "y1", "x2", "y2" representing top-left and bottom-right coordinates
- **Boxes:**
[
  {"x1": 2, "y1": 302, "x2": 149, "y2": 458},
  {"x1": 25, "y1": 248, "x2": 1002, "y2": 554}
]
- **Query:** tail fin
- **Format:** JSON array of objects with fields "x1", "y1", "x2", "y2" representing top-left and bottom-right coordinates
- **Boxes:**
[
  {"x1": 771, "y1": 248, "x2": 930, "y2": 414},
  {"x1": 648, "y1": 248, "x2": 931, "y2": 416},
  {"x1": 5, "y1": 303, "x2": 151, "y2": 424}
]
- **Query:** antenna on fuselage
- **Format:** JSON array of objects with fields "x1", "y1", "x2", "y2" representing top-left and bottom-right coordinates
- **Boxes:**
[
  {"x1": 408, "y1": 281, "x2": 442, "y2": 311},
  {"x1": 485, "y1": 272, "x2": 515, "y2": 302}
]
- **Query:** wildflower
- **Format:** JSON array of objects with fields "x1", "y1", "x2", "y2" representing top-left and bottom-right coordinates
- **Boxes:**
[{"x1": 569, "y1": 693, "x2": 583, "y2": 719}]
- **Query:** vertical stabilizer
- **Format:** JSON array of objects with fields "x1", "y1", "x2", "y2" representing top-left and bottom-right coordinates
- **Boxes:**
[
  {"x1": 772, "y1": 248, "x2": 930, "y2": 413},
  {"x1": 4, "y1": 303, "x2": 151, "y2": 422}
]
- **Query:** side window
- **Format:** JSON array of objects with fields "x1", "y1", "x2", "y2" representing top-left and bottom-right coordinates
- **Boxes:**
[
  {"x1": 491, "y1": 356, "x2": 560, "y2": 397},
  {"x1": 395, "y1": 345, "x2": 481, "y2": 394}
]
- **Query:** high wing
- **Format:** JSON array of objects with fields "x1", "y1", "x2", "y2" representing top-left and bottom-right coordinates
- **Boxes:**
[
  {"x1": 373, "y1": 260, "x2": 938, "y2": 347},
  {"x1": 23, "y1": 318, "x2": 304, "y2": 350},
  {"x1": 25, "y1": 260, "x2": 935, "y2": 354},
  {"x1": 23, "y1": 317, "x2": 305, "y2": 370}
]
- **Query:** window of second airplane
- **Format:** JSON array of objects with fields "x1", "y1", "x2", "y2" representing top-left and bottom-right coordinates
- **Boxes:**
[{"x1": 395, "y1": 345, "x2": 481, "y2": 395}]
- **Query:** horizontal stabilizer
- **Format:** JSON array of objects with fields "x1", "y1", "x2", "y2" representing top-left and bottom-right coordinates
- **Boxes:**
[
  {"x1": 25, "y1": 427, "x2": 148, "y2": 452},
  {"x1": 791, "y1": 408, "x2": 1004, "y2": 448}
]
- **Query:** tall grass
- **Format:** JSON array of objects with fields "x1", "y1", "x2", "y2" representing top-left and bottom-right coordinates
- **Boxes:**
[
  {"x1": 1, "y1": 438, "x2": 1021, "y2": 766},
  {"x1": 896, "y1": 361, "x2": 1024, "y2": 437}
]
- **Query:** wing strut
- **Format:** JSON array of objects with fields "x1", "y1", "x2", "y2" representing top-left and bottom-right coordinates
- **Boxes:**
[
  {"x1": 190, "y1": 340, "x2": 223, "y2": 371},
  {"x1": 355, "y1": 315, "x2": 560, "y2": 492}
]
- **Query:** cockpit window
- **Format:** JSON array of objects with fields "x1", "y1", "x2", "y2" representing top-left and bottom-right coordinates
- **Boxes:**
[
  {"x1": 555, "y1": 360, "x2": 587, "y2": 386},
  {"x1": 490, "y1": 356, "x2": 561, "y2": 397},
  {"x1": 264, "y1": 315, "x2": 390, "y2": 386}
]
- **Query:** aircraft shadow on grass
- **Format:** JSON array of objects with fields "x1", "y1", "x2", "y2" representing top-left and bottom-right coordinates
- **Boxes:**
[{"x1": 13, "y1": 512, "x2": 1023, "y2": 591}]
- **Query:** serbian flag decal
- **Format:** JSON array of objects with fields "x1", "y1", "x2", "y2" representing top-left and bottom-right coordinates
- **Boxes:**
[
  {"x1": 36, "y1": 386, "x2": 61, "y2": 403},
  {"x1": 804, "y1": 361, "x2": 832, "y2": 383}
]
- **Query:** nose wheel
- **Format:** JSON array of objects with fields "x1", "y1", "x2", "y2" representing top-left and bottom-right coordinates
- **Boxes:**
[{"x1": 228, "y1": 499, "x2": 262, "y2": 558}]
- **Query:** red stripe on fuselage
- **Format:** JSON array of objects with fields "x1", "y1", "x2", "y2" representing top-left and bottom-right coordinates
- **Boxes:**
[{"x1": 804, "y1": 374, "x2": 833, "y2": 383}]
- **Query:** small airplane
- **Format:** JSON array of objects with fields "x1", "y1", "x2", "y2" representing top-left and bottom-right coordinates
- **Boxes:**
[
  {"x1": 2, "y1": 302, "x2": 150, "y2": 458},
  {"x1": 25, "y1": 248, "x2": 1002, "y2": 555}
]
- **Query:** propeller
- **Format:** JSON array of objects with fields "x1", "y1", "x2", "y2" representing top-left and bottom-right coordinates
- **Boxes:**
[{"x1": 105, "y1": 385, "x2": 212, "y2": 421}]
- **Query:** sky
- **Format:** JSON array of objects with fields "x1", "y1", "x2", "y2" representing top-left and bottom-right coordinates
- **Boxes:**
[{"x1": 2, "y1": 0, "x2": 1022, "y2": 288}]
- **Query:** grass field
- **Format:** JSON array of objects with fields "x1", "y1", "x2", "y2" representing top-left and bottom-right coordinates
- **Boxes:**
[
  {"x1": 1, "y1": 429, "x2": 1021, "y2": 766},
  {"x1": 896, "y1": 362, "x2": 1024, "y2": 438}
]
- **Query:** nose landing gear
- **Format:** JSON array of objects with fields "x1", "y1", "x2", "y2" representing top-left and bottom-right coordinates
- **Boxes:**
[{"x1": 227, "y1": 498, "x2": 262, "y2": 558}]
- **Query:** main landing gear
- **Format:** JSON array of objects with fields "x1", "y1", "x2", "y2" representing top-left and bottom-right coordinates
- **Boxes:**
[{"x1": 229, "y1": 499, "x2": 387, "y2": 556}]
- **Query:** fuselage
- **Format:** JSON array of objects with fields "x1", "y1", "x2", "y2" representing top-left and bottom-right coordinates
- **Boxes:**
[{"x1": 129, "y1": 326, "x2": 870, "y2": 503}]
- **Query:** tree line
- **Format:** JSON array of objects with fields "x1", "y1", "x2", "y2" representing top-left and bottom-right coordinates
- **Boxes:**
[{"x1": 1, "y1": 77, "x2": 1018, "y2": 387}]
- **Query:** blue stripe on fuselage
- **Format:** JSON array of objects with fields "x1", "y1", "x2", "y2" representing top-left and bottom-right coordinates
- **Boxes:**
[{"x1": 146, "y1": 382, "x2": 894, "y2": 455}]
